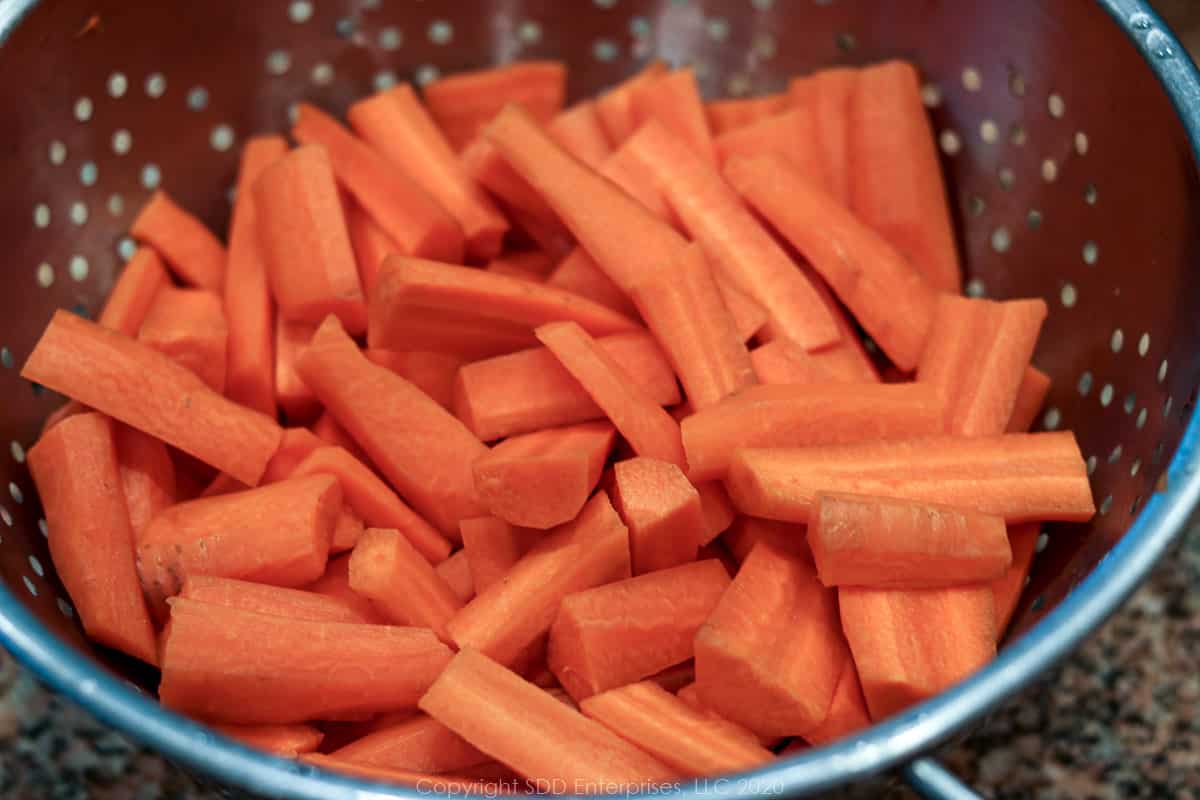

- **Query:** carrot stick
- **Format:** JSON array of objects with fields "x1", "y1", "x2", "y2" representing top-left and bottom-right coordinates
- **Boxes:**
[
  {"x1": 296, "y1": 316, "x2": 488, "y2": 535},
  {"x1": 991, "y1": 523, "x2": 1040, "y2": 637},
  {"x1": 595, "y1": 62, "x2": 668, "y2": 146},
  {"x1": 839, "y1": 584, "x2": 996, "y2": 719},
  {"x1": 179, "y1": 574, "x2": 371, "y2": 624},
  {"x1": 137, "y1": 287, "x2": 228, "y2": 393},
  {"x1": 669, "y1": 682, "x2": 778, "y2": 750},
  {"x1": 305, "y1": 553, "x2": 390, "y2": 624},
  {"x1": 460, "y1": 137, "x2": 571, "y2": 252},
  {"x1": 454, "y1": 331, "x2": 680, "y2": 441},
  {"x1": 548, "y1": 101, "x2": 614, "y2": 168},
  {"x1": 715, "y1": 277, "x2": 768, "y2": 342},
  {"x1": 262, "y1": 427, "x2": 325, "y2": 484},
  {"x1": 224, "y1": 135, "x2": 286, "y2": 417},
  {"x1": 98, "y1": 247, "x2": 169, "y2": 337},
  {"x1": 599, "y1": 142, "x2": 680, "y2": 227},
  {"x1": 458, "y1": 517, "x2": 543, "y2": 595},
  {"x1": 1007, "y1": 367, "x2": 1052, "y2": 433},
  {"x1": 726, "y1": 432, "x2": 1096, "y2": 524},
  {"x1": 330, "y1": 713, "x2": 491, "y2": 773},
  {"x1": 706, "y1": 93, "x2": 790, "y2": 134},
  {"x1": 423, "y1": 61, "x2": 567, "y2": 151},
  {"x1": 446, "y1": 492, "x2": 631, "y2": 667},
  {"x1": 214, "y1": 723, "x2": 324, "y2": 757},
  {"x1": 367, "y1": 305, "x2": 538, "y2": 360},
  {"x1": 302, "y1": 753, "x2": 504, "y2": 792},
  {"x1": 436, "y1": 549, "x2": 476, "y2": 605},
  {"x1": 23, "y1": 311, "x2": 282, "y2": 486},
  {"x1": 160, "y1": 598, "x2": 453, "y2": 723},
  {"x1": 130, "y1": 190, "x2": 226, "y2": 291},
  {"x1": 800, "y1": 659, "x2": 872, "y2": 746},
  {"x1": 537, "y1": 321, "x2": 686, "y2": 468},
  {"x1": 275, "y1": 316, "x2": 320, "y2": 423},
  {"x1": 611, "y1": 457, "x2": 702, "y2": 574},
  {"x1": 720, "y1": 517, "x2": 809, "y2": 564},
  {"x1": 789, "y1": 68, "x2": 857, "y2": 207},
  {"x1": 361, "y1": 349, "x2": 463, "y2": 411},
  {"x1": 629, "y1": 68, "x2": 717, "y2": 165},
  {"x1": 546, "y1": 248, "x2": 640, "y2": 319},
  {"x1": 419, "y1": 648, "x2": 678, "y2": 786},
  {"x1": 113, "y1": 423, "x2": 175, "y2": 540},
  {"x1": 749, "y1": 340, "x2": 840, "y2": 385},
  {"x1": 696, "y1": 482, "x2": 735, "y2": 545},
  {"x1": 344, "y1": 202, "x2": 398, "y2": 293},
  {"x1": 683, "y1": 382, "x2": 943, "y2": 482},
  {"x1": 349, "y1": 528, "x2": 463, "y2": 641},
  {"x1": 726, "y1": 152, "x2": 937, "y2": 371},
  {"x1": 695, "y1": 540, "x2": 846, "y2": 737},
  {"x1": 548, "y1": 560, "x2": 729, "y2": 701},
  {"x1": 787, "y1": 271, "x2": 882, "y2": 383},
  {"x1": 714, "y1": 108, "x2": 830, "y2": 193},
  {"x1": 27, "y1": 413, "x2": 157, "y2": 664}
]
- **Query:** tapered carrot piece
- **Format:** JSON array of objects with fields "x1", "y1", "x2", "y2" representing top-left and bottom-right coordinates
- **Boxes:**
[
  {"x1": 225, "y1": 136, "x2": 286, "y2": 416},
  {"x1": 179, "y1": 574, "x2": 371, "y2": 624},
  {"x1": 1007, "y1": 368, "x2": 1052, "y2": 433},
  {"x1": 303, "y1": 753, "x2": 504, "y2": 792},
  {"x1": 801, "y1": 659, "x2": 872, "y2": 746},
  {"x1": 548, "y1": 101, "x2": 613, "y2": 168},
  {"x1": 849, "y1": 61, "x2": 960, "y2": 293},
  {"x1": 160, "y1": 598, "x2": 453, "y2": 723},
  {"x1": 23, "y1": 311, "x2": 282, "y2": 486},
  {"x1": 683, "y1": 382, "x2": 943, "y2": 482},
  {"x1": 436, "y1": 549, "x2": 476, "y2": 604},
  {"x1": 349, "y1": 528, "x2": 462, "y2": 641},
  {"x1": 726, "y1": 153, "x2": 937, "y2": 371},
  {"x1": 581, "y1": 681, "x2": 774, "y2": 776},
  {"x1": 840, "y1": 584, "x2": 996, "y2": 719},
  {"x1": 296, "y1": 316, "x2": 488, "y2": 535},
  {"x1": 275, "y1": 316, "x2": 320, "y2": 423},
  {"x1": 113, "y1": 423, "x2": 175, "y2": 540},
  {"x1": 330, "y1": 713, "x2": 491, "y2": 773},
  {"x1": 991, "y1": 523, "x2": 1040, "y2": 637},
  {"x1": 706, "y1": 93, "x2": 790, "y2": 134},
  {"x1": 696, "y1": 482, "x2": 735, "y2": 545},
  {"x1": 630, "y1": 68, "x2": 717, "y2": 165},
  {"x1": 548, "y1": 560, "x2": 729, "y2": 701},
  {"x1": 721, "y1": 517, "x2": 809, "y2": 564},
  {"x1": 789, "y1": 68, "x2": 857, "y2": 207},
  {"x1": 98, "y1": 247, "x2": 169, "y2": 337},
  {"x1": 455, "y1": 331, "x2": 680, "y2": 441},
  {"x1": 130, "y1": 190, "x2": 226, "y2": 291},
  {"x1": 695, "y1": 541, "x2": 846, "y2": 738},
  {"x1": 137, "y1": 287, "x2": 228, "y2": 393},
  {"x1": 424, "y1": 61, "x2": 567, "y2": 151},
  {"x1": 419, "y1": 648, "x2": 678, "y2": 785},
  {"x1": 305, "y1": 554, "x2": 390, "y2": 624},
  {"x1": 214, "y1": 723, "x2": 324, "y2": 757},
  {"x1": 595, "y1": 62, "x2": 669, "y2": 145},
  {"x1": 750, "y1": 340, "x2": 840, "y2": 385},
  {"x1": 727, "y1": 432, "x2": 1096, "y2": 524},
  {"x1": 349, "y1": 85, "x2": 508, "y2": 261},
  {"x1": 262, "y1": 427, "x2": 325, "y2": 483},
  {"x1": 546, "y1": 248, "x2": 639, "y2": 319},
  {"x1": 27, "y1": 413, "x2": 157, "y2": 664},
  {"x1": 611, "y1": 458, "x2": 702, "y2": 574},
  {"x1": 367, "y1": 304, "x2": 538, "y2": 360},
  {"x1": 446, "y1": 492, "x2": 631, "y2": 667},
  {"x1": 714, "y1": 108, "x2": 830, "y2": 193},
  {"x1": 460, "y1": 137, "x2": 571, "y2": 248},
  {"x1": 715, "y1": 278, "x2": 768, "y2": 342},
  {"x1": 363, "y1": 349, "x2": 463, "y2": 411},
  {"x1": 457, "y1": 517, "x2": 542, "y2": 594},
  {"x1": 473, "y1": 422, "x2": 615, "y2": 529}
]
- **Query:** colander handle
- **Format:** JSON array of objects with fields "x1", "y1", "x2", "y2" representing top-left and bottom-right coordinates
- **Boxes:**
[{"x1": 902, "y1": 757, "x2": 987, "y2": 800}]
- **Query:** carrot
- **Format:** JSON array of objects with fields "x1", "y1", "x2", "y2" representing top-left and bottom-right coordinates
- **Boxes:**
[
  {"x1": 418, "y1": 648, "x2": 678, "y2": 786},
  {"x1": 214, "y1": 723, "x2": 324, "y2": 757},
  {"x1": 849, "y1": 61, "x2": 960, "y2": 293},
  {"x1": 436, "y1": 550, "x2": 476, "y2": 605},
  {"x1": 224, "y1": 135, "x2": 287, "y2": 417},
  {"x1": 303, "y1": 753, "x2": 504, "y2": 792},
  {"x1": 40, "y1": 399, "x2": 87, "y2": 436},
  {"x1": 1008, "y1": 368, "x2": 1052, "y2": 433},
  {"x1": 295, "y1": 315, "x2": 488, "y2": 536},
  {"x1": 26, "y1": 413, "x2": 157, "y2": 664},
  {"x1": 22, "y1": 311, "x2": 282, "y2": 486},
  {"x1": 487, "y1": 250, "x2": 556, "y2": 279},
  {"x1": 345, "y1": 202, "x2": 398, "y2": 295},
  {"x1": 714, "y1": 108, "x2": 830, "y2": 193},
  {"x1": 98, "y1": 247, "x2": 169, "y2": 337},
  {"x1": 348, "y1": 85, "x2": 509, "y2": 262},
  {"x1": 789, "y1": 271, "x2": 882, "y2": 383},
  {"x1": 547, "y1": 560, "x2": 730, "y2": 701},
  {"x1": 726, "y1": 432, "x2": 1096, "y2": 524},
  {"x1": 682, "y1": 382, "x2": 943, "y2": 482},
  {"x1": 537, "y1": 322, "x2": 686, "y2": 468},
  {"x1": 749, "y1": 340, "x2": 840, "y2": 385},
  {"x1": 991, "y1": 523, "x2": 1041, "y2": 637},
  {"x1": 674, "y1": 681, "x2": 775, "y2": 749},
  {"x1": 366, "y1": 304, "x2": 538, "y2": 360},
  {"x1": 839, "y1": 584, "x2": 996, "y2": 719},
  {"x1": 918, "y1": 295, "x2": 1048, "y2": 436},
  {"x1": 810, "y1": 492, "x2": 1013, "y2": 588},
  {"x1": 599, "y1": 141, "x2": 680, "y2": 227},
  {"x1": 695, "y1": 540, "x2": 846, "y2": 738},
  {"x1": 611, "y1": 457, "x2": 703, "y2": 574},
  {"x1": 546, "y1": 248, "x2": 639, "y2": 319},
  {"x1": 789, "y1": 68, "x2": 857, "y2": 206},
  {"x1": 801, "y1": 658, "x2": 872, "y2": 746},
  {"x1": 423, "y1": 61, "x2": 567, "y2": 152},
  {"x1": 446, "y1": 492, "x2": 631, "y2": 667},
  {"x1": 725, "y1": 153, "x2": 937, "y2": 371},
  {"x1": 705, "y1": 93, "x2": 790, "y2": 134},
  {"x1": 333, "y1": 509, "x2": 365, "y2": 553},
  {"x1": 275, "y1": 316, "x2": 320, "y2": 422},
  {"x1": 460, "y1": 137, "x2": 571, "y2": 253},
  {"x1": 361, "y1": 350, "x2": 462, "y2": 412},
  {"x1": 262, "y1": 427, "x2": 325, "y2": 484},
  {"x1": 473, "y1": 422, "x2": 615, "y2": 529},
  {"x1": 307, "y1": 414, "x2": 369, "y2": 470},
  {"x1": 454, "y1": 331, "x2": 680, "y2": 442},
  {"x1": 330, "y1": 713, "x2": 491, "y2": 773},
  {"x1": 349, "y1": 528, "x2": 463, "y2": 642},
  {"x1": 629, "y1": 68, "x2": 717, "y2": 165},
  {"x1": 714, "y1": 277, "x2": 768, "y2": 342},
  {"x1": 137, "y1": 287, "x2": 228, "y2": 393},
  {"x1": 486, "y1": 258, "x2": 545, "y2": 283},
  {"x1": 179, "y1": 574, "x2": 371, "y2": 624},
  {"x1": 631, "y1": 244, "x2": 757, "y2": 410},
  {"x1": 113, "y1": 423, "x2": 175, "y2": 540},
  {"x1": 595, "y1": 61, "x2": 668, "y2": 145},
  {"x1": 458, "y1": 517, "x2": 543, "y2": 594},
  {"x1": 305, "y1": 553, "x2": 390, "y2": 624},
  {"x1": 130, "y1": 190, "x2": 226, "y2": 291},
  {"x1": 696, "y1": 482, "x2": 735, "y2": 545},
  {"x1": 548, "y1": 101, "x2": 614, "y2": 168},
  {"x1": 721, "y1": 517, "x2": 809, "y2": 564},
  {"x1": 160, "y1": 598, "x2": 453, "y2": 723}
]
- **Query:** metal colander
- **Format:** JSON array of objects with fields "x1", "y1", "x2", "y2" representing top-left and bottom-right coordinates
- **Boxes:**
[{"x1": 0, "y1": 0, "x2": 1197, "y2": 797}]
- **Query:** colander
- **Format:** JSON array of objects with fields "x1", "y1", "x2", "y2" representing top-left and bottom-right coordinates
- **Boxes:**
[{"x1": 0, "y1": 0, "x2": 1196, "y2": 797}]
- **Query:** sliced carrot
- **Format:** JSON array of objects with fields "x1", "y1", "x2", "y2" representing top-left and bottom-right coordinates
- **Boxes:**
[
  {"x1": 263, "y1": 427, "x2": 325, "y2": 484},
  {"x1": 179, "y1": 574, "x2": 370, "y2": 624},
  {"x1": 839, "y1": 584, "x2": 996, "y2": 720},
  {"x1": 991, "y1": 523, "x2": 1041, "y2": 637},
  {"x1": 674, "y1": 681, "x2": 775, "y2": 749},
  {"x1": 801, "y1": 658, "x2": 872, "y2": 746},
  {"x1": 629, "y1": 68, "x2": 717, "y2": 165},
  {"x1": 330, "y1": 713, "x2": 491, "y2": 773},
  {"x1": 363, "y1": 349, "x2": 463, "y2": 411},
  {"x1": 696, "y1": 482, "x2": 736, "y2": 545},
  {"x1": 611, "y1": 457, "x2": 702, "y2": 574},
  {"x1": 295, "y1": 315, "x2": 488, "y2": 536},
  {"x1": 544, "y1": 102, "x2": 611, "y2": 170},
  {"x1": 305, "y1": 553, "x2": 390, "y2": 624},
  {"x1": 460, "y1": 137, "x2": 571, "y2": 253},
  {"x1": 599, "y1": 141, "x2": 680, "y2": 227},
  {"x1": 726, "y1": 152, "x2": 937, "y2": 371},
  {"x1": 683, "y1": 382, "x2": 943, "y2": 482},
  {"x1": 446, "y1": 492, "x2": 631, "y2": 667},
  {"x1": 695, "y1": 540, "x2": 846, "y2": 738},
  {"x1": 789, "y1": 68, "x2": 857, "y2": 207},
  {"x1": 160, "y1": 598, "x2": 452, "y2": 723},
  {"x1": 130, "y1": 190, "x2": 226, "y2": 291},
  {"x1": 715, "y1": 277, "x2": 768, "y2": 342},
  {"x1": 27, "y1": 413, "x2": 157, "y2": 664},
  {"x1": 454, "y1": 331, "x2": 680, "y2": 442},
  {"x1": 849, "y1": 61, "x2": 960, "y2": 293},
  {"x1": 595, "y1": 61, "x2": 669, "y2": 146},
  {"x1": 750, "y1": 340, "x2": 840, "y2": 385},
  {"x1": 303, "y1": 753, "x2": 503, "y2": 792},
  {"x1": 22, "y1": 311, "x2": 282, "y2": 486},
  {"x1": 214, "y1": 723, "x2": 324, "y2": 757},
  {"x1": 548, "y1": 560, "x2": 729, "y2": 701},
  {"x1": 275, "y1": 316, "x2": 320, "y2": 423},
  {"x1": 423, "y1": 61, "x2": 567, "y2": 151},
  {"x1": 333, "y1": 509, "x2": 365, "y2": 553},
  {"x1": 311, "y1": 411, "x2": 372, "y2": 467},
  {"x1": 1007, "y1": 367, "x2": 1052, "y2": 433},
  {"x1": 436, "y1": 549, "x2": 476, "y2": 605},
  {"x1": 367, "y1": 304, "x2": 538, "y2": 360},
  {"x1": 137, "y1": 287, "x2": 228, "y2": 393},
  {"x1": 113, "y1": 423, "x2": 175, "y2": 540},
  {"x1": 98, "y1": 247, "x2": 169, "y2": 337},
  {"x1": 705, "y1": 93, "x2": 790, "y2": 134},
  {"x1": 349, "y1": 528, "x2": 463, "y2": 641},
  {"x1": 714, "y1": 108, "x2": 830, "y2": 193},
  {"x1": 458, "y1": 517, "x2": 543, "y2": 594},
  {"x1": 345, "y1": 202, "x2": 398, "y2": 293},
  {"x1": 419, "y1": 648, "x2": 677, "y2": 785},
  {"x1": 721, "y1": 517, "x2": 809, "y2": 564},
  {"x1": 546, "y1": 248, "x2": 639, "y2": 319},
  {"x1": 790, "y1": 271, "x2": 882, "y2": 383},
  {"x1": 726, "y1": 432, "x2": 1096, "y2": 524}
]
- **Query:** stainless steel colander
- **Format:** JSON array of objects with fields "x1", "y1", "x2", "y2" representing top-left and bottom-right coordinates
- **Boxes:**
[{"x1": 0, "y1": 0, "x2": 1197, "y2": 797}]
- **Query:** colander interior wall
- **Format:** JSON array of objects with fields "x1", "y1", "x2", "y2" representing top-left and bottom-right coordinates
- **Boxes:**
[{"x1": 0, "y1": 0, "x2": 1196, "y2": 795}]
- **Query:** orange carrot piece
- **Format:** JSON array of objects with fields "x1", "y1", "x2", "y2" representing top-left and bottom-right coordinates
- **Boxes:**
[
  {"x1": 419, "y1": 648, "x2": 677, "y2": 786},
  {"x1": 789, "y1": 271, "x2": 882, "y2": 383},
  {"x1": 683, "y1": 382, "x2": 943, "y2": 482},
  {"x1": 714, "y1": 108, "x2": 830, "y2": 193},
  {"x1": 611, "y1": 457, "x2": 702, "y2": 574},
  {"x1": 362, "y1": 349, "x2": 463, "y2": 411},
  {"x1": 113, "y1": 423, "x2": 175, "y2": 540},
  {"x1": 673, "y1": 681, "x2": 778, "y2": 750},
  {"x1": 160, "y1": 598, "x2": 452, "y2": 723},
  {"x1": 629, "y1": 68, "x2": 717, "y2": 165},
  {"x1": 27, "y1": 413, "x2": 157, "y2": 664},
  {"x1": 460, "y1": 137, "x2": 570, "y2": 248},
  {"x1": 424, "y1": 61, "x2": 567, "y2": 151},
  {"x1": 458, "y1": 517, "x2": 543, "y2": 594},
  {"x1": 130, "y1": 190, "x2": 226, "y2": 291},
  {"x1": 726, "y1": 432, "x2": 1096, "y2": 524},
  {"x1": 333, "y1": 509, "x2": 365, "y2": 553},
  {"x1": 706, "y1": 93, "x2": 790, "y2": 134},
  {"x1": 721, "y1": 517, "x2": 810, "y2": 564},
  {"x1": 262, "y1": 427, "x2": 325, "y2": 484},
  {"x1": 1007, "y1": 368, "x2": 1052, "y2": 433},
  {"x1": 305, "y1": 553, "x2": 390, "y2": 624},
  {"x1": 546, "y1": 248, "x2": 639, "y2": 319},
  {"x1": 330, "y1": 713, "x2": 491, "y2": 773},
  {"x1": 599, "y1": 142, "x2": 681, "y2": 227},
  {"x1": 367, "y1": 304, "x2": 538, "y2": 360},
  {"x1": 849, "y1": 61, "x2": 960, "y2": 293},
  {"x1": 436, "y1": 550, "x2": 476, "y2": 605},
  {"x1": 991, "y1": 523, "x2": 1041, "y2": 637},
  {"x1": 296, "y1": 316, "x2": 488, "y2": 535},
  {"x1": 349, "y1": 528, "x2": 462, "y2": 641},
  {"x1": 548, "y1": 100, "x2": 614, "y2": 168},
  {"x1": 715, "y1": 277, "x2": 768, "y2": 342},
  {"x1": 801, "y1": 658, "x2": 872, "y2": 746},
  {"x1": 137, "y1": 287, "x2": 228, "y2": 393},
  {"x1": 789, "y1": 68, "x2": 858, "y2": 207},
  {"x1": 179, "y1": 574, "x2": 370, "y2": 624},
  {"x1": 98, "y1": 247, "x2": 169, "y2": 337},
  {"x1": 214, "y1": 723, "x2": 324, "y2": 757},
  {"x1": 840, "y1": 584, "x2": 996, "y2": 719},
  {"x1": 349, "y1": 85, "x2": 508, "y2": 261},
  {"x1": 23, "y1": 311, "x2": 282, "y2": 486},
  {"x1": 595, "y1": 62, "x2": 669, "y2": 146},
  {"x1": 750, "y1": 340, "x2": 840, "y2": 385},
  {"x1": 696, "y1": 482, "x2": 735, "y2": 545},
  {"x1": 548, "y1": 560, "x2": 729, "y2": 701},
  {"x1": 275, "y1": 316, "x2": 320, "y2": 423},
  {"x1": 303, "y1": 753, "x2": 503, "y2": 792},
  {"x1": 446, "y1": 492, "x2": 631, "y2": 667},
  {"x1": 344, "y1": 202, "x2": 398, "y2": 294},
  {"x1": 454, "y1": 331, "x2": 680, "y2": 442},
  {"x1": 695, "y1": 541, "x2": 846, "y2": 738},
  {"x1": 310, "y1": 411, "x2": 371, "y2": 468},
  {"x1": 726, "y1": 153, "x2": 937, "y2": 371}
]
